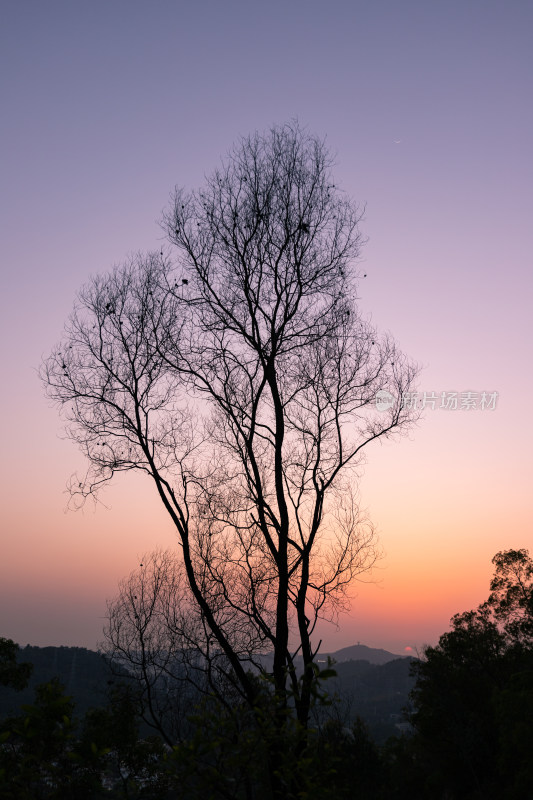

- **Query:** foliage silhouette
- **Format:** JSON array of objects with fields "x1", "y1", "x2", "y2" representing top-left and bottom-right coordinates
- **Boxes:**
[
  {"x1": 407, "y1": 549, "x2": 533, "y2": 799},
  {"x1": 0, "y1": 640, "x2": 32, "y2": 693}
]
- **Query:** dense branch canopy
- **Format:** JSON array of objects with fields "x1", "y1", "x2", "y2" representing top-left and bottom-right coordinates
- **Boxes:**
[{"x1": 43, "y1": 122, "x2": 419, "y2": 730}]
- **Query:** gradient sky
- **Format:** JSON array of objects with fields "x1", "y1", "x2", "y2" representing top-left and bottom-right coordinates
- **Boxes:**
[{"x1": 1, "y1": 1, "x2": 531, "y2": 656}]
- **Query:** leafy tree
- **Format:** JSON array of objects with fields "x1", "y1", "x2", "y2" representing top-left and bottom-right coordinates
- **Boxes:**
[
  {"x1": 484, "y1": 548, "x2": 533, "y2": 646},
  {"x1": 407, "y1": 549, "x2": 533, "y2": 799},
  {"x1": 0, "y1": 678, "x2": 170, "y2": 800},
  {"x1": 0, "y1": 639, "x2": 32, "y2": 692},
  {"x1": 310, "y1": 717, "x2": 386, "y2": 799},
  {"x1": 78, "y1": 687, "x2": 169, "y2": 799},
  {"x1": 0, "y1": 678, "x2": 80, "y2": 799},
  {"x1": 42, "y1": 122, "x2": 418, "y2": 797}
]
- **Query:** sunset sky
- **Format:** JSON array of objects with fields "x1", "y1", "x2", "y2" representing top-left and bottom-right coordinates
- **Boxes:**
[{"x1": 1, "y1": 1, "x2": 531, "y2": 657}]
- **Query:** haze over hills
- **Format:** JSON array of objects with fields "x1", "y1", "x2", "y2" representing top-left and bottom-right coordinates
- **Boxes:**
[
  {"x1": 257, "y1": 643, "x2": 404, "y2": 673},
  {"x1": 0, "y1": 645, "x2": 111, "y2": 719},
  {"x1": 0, "y1": 643, "x2": 415, "y2": 742}
]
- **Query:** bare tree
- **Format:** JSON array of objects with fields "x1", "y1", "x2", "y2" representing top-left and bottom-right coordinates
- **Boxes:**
[
  {"x1": 43, "y1": 122, "x2": 418, "y2": 795},
  {"x1": 103, "y1": 550, "x2": 212, "y2": 746}
]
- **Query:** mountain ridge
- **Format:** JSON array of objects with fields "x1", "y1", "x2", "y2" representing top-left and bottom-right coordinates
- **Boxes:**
[
  {"x1": 322, "y1": 643, "x2": 404, "y2": 665},
  {"x1": 1, "y1": 643, "x2": 416, "y2": 741}
]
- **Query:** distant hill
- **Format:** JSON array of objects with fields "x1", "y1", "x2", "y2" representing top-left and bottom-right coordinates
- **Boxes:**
[
  {"x1": 255, "y1": 643, "x2": 404, "y2": 673},
  {"x1": 0, "y1": 643, "x2": 417, "y2": 743},
  {"x1": 322, "y1": 656, "x2": 418, "y2": 742},
  {"x1": 322, "y1": 643, "x2": 403, "y2": 665}
]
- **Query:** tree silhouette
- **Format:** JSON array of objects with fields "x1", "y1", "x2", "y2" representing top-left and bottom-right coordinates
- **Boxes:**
[
  {"x1": 409, "y1": 549, "x2": 533, "y2": 799},
  {"x1": 485, "y1": 548, "x2": 533, "y2": 646},
  {"x1": 42, "y1": 122, "x2": 418, "y2": 797},
  {"x1": 0, "y1": 679, "x2": 78, "y2": 799},
  {"x1": 0, "y1": 639, "x2": 32, "y2": 692}
]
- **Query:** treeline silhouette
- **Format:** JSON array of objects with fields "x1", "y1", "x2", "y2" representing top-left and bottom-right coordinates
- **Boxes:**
[
  {"x1": 0, "y1": 548, "x2": 531, "y2": 798},
  {"x1": 0, "y1": 646, "x2": 111, "y2": 721}
]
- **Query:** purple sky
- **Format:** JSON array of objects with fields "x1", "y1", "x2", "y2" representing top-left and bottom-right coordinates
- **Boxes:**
[{"x1": 1, "y1": 1, "x2": 532, "y2": 655}]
